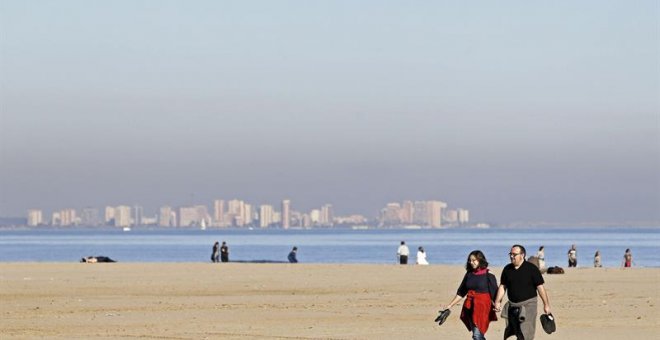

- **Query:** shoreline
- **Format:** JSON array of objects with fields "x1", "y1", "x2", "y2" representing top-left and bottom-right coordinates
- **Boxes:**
[{"x1": 1, "y1": 263, "x2": 657, "y2": 339}]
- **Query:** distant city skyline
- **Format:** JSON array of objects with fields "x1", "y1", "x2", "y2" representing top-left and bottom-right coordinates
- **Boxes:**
[
  {"x1": 23, "y1": 198, "x2": 469, "y2": 228},
  {"x1": 1, "y1": 1, "x2": 658, "y2": 224}
]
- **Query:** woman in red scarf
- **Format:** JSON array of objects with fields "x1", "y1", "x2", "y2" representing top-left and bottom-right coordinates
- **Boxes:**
[{"x1": 441, "y1": 250, "x2": 498, "y2": 340}]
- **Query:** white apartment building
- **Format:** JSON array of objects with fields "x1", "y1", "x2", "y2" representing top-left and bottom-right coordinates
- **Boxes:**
[
  {"x1": 27, "y1": 209, "x2": 43, "y2": 226},
  {"x1": 114, "y1": 205, "x2": 132, "y2": 227},
  {"x1": 259, "y1": 204, "x2": 274, "y2": 228}
]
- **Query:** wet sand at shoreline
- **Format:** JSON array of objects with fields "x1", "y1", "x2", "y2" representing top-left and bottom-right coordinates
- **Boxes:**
[{"x1": 1, "y1": 263, "x2": 657, "y2": 339}]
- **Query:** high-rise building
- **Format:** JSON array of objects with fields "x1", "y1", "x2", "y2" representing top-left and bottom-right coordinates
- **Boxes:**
[
  {"x1": 27, "y1": 209, "x2": 43, "y2": 226},
  {"x1": 51, "y1": 211, "x2": 61, "y2": 225},
  {"x1": 104, "y1": 206, "x2": 115, "y2": 225},
  {"x1": 114, "y1": 206, "x2": 132, "y2": 227},
  {"x1": 243, "y1": 204, "x2": 252, "y2": 226},
  {"x1": 133, "y1": 205, "x2": 143, "y2": 226},
  {"x1": 59, "y1": 209, "x2": 77, "y2": 226},
  {"x1": 281, "y1": 199, "x2": 291, "y2": 229},
  {"x1": 301, "y1": 213, "x2": 312, "y2": 228},
  {"x1": 213, "y1": 199, "x2": 225, "y2": 227},
  {"x1": 427, "y1": 201, "x2": 447, "y2": 228},
  {"x1": 401, "y1": 200, "x2": 414, "y2": 224},
  {"x1": 310, "y1": 209, "x2": 320, "y2": 224},
  {"x1": 227, "y1": 199, "x2": 245, "y2": 227},
  {"x1": 457, "y1": 208, "x2": 470, "y2": 225},
  {"x1": 320, "y1": 204, "x2": 333, "y2": 226},
  {"x1": 159, "y1": 206, "x2": 174, "y2": 227},
  {"x1": 381, "y1": 203, "x2": 402, "y2": 226},
  {"x1": 259, "y1": 204, "x2": 274, "y2": 228}
]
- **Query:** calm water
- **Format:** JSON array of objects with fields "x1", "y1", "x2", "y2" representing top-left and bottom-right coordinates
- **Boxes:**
[{"x1": 1, "y1": 227, "x2": 658, "y2": 267}]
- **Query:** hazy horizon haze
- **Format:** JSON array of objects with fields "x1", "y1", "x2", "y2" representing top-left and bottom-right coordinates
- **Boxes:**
[{"x1": 1, "y1": 1, "x2": 659, "y2": 224}]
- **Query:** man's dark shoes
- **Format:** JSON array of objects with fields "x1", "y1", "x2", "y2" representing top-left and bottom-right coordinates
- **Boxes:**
[
  {"x1": 540, "y1": 313, "x2": 556, "y2": 334},
  {"x1": 434, "y1": 309, "x2": 451, "y2": 325}
]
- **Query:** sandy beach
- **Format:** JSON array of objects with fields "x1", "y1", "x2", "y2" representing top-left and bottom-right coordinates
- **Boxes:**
[{"x1": 1, "y1": 263, "x2": 657, "y2": 339}]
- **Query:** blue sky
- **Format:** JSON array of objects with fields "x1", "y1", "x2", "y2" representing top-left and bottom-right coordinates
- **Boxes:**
[{"x1": 1, "y1": 1, "x2": 658, "y2": 223}]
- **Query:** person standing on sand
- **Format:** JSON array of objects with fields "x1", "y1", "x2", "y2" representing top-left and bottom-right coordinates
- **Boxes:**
[
  {"x1": 220, "y1": 241, "x2": 229, "y2": 263},
  {"x1": 441, "y1": 250, "x2": 498, "y2": 340},
  {"x1": 594, "y1": 250, "x2": 602, "y2": 268},
  {"x1": 494, "y1": 244, "x2": 552, "y2": 340},
  {"x1": 567, "y1": 244, "x2": 577, "y2": 267},
  {"x1": 211, "y1": 241, "x2": 220, "y2": 263},
  {"x1": 536, "y1": 246, "x2": 546, "y2": 271},
  {"x1": 288, "y1": 246, "x2": 298, "y2": 263},
  {"x1": 397, "y1": 241, "x2": 409, "y2": 265},
  {"x1": 416, "y1": 246, "x2": 429, "y2": 265},
  {"x1": 622, "y1": 248, "x2": 634, "y2": 268}
]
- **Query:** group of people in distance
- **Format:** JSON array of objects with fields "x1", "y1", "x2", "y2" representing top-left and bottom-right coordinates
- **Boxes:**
[
  {"x1": 211, "y1": 241, "x2": 299, "y2": 263},
  {"x1": 564, "y1": 244, "x2": 634, "y2": 268},
  {"x1": 211, "y1": 241, "x2": 229, "y2": 263},
  {"x1": 396, "y1": 241, "x2": 429, "y2": 265},
  {"x1": 537, "y1": 244, "x2": 633, "y2": 269}
]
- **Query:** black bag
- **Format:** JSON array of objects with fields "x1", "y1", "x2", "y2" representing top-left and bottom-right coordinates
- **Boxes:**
[{"x1": 547, "y1": 266, "x2": 565, "y2": 274}]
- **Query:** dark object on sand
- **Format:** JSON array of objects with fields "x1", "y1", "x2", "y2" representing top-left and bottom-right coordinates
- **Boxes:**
[
  {"x1": 231, "y1": 260, "x2": 288, "y2": 263},
  {"x1": 540, "y1": 313, "x2": 556, "y2": 334},
  {"x1": 547, "y1": 266, "x2": 565, "y2": 274},
  {"x1": 80, "y1": 256, "x2": 116, "y2": 263},
  {"x1": 434, "y1": 309, "x2": 451, "y2": 325}
]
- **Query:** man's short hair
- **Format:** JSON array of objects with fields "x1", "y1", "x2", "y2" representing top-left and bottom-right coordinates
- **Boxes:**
[{"x1": 512, "y1": 244, "x2": 527, "y2": 258}]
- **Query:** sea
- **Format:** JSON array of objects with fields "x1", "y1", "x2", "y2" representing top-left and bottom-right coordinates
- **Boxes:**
[{"x1": 1, "y1": 227, "x2": 658, "y2": 268}]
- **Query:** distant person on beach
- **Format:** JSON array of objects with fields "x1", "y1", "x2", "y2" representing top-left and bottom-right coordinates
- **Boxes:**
[
  {"x1": 567, "y1": 244, "x2": 577, "y2": 267},
  {"x1": 397, "y1": 241, "x2": 409, "y2": 265},
  {"x1": 441, "y1": 250, "x2": 497, "y2": 340},
  {"x1": 594, "y1": 250, "x2": 602, "y2": 268},
  {"x1": 211, "y1": 241, "x2": 220, "y2": 263},
  {"x1": 416, "y1": 246, "x2": 429, "y2": 265},
  {"x1": 288, "y1": 246, "x2": 298, "y2": 263},
  {"x1": 494, "y1": 244, "x2": 552, "y2": 340},
  {"x1": 536, "y1": 246, "x2": 546, "y2": 271},
  {"x1": 622, "y1": 248, "x2": 634, "y2": 268},
  {"x1": 220, "y1": 241, "x2": 229, "y2": 262}
]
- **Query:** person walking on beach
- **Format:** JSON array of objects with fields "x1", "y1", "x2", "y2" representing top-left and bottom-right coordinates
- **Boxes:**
[
  {"x1": 494, "y1": 244, "x2": 552, "y2": 340},
  {"x1": 622, "y1": 248, "x2": 634, "y2": 268},
  {"x1": 397, "y1": 241, "x2": 409, "y2": 265},
  {"x1": 441, "y1": 250, "x2": 498, "y2": 340},
  {"x1": 536, "y1": 246, "x2": 546, "y2": 272},
  {"x1": 567, "y1": 244, "x2": 577, "y2": 267},
  {"x1": 288, "y1": 246, "x2": 298, "y2": 263},
  {"x1": 594, "y1": 250, "x2": 602, "y2": 268},
  {"x1": 416, "y1": 246, "x2": 429, "y2": 265},
  {"x1": 211, "y1": 241, "x2": 220, "y2": 263},
  {"x1": 220, "y1": 241, "x2": 229, "y2": 263}
]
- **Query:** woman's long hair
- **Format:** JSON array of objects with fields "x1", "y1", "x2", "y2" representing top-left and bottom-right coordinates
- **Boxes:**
[{"x1": 465, "y1": 250, "x2": 489, "y2": 272}]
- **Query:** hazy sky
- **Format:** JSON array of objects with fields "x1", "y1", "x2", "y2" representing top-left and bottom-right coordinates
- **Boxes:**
[{"x1": 1, "y1": 1, "x2": 658, "y2": 224}]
